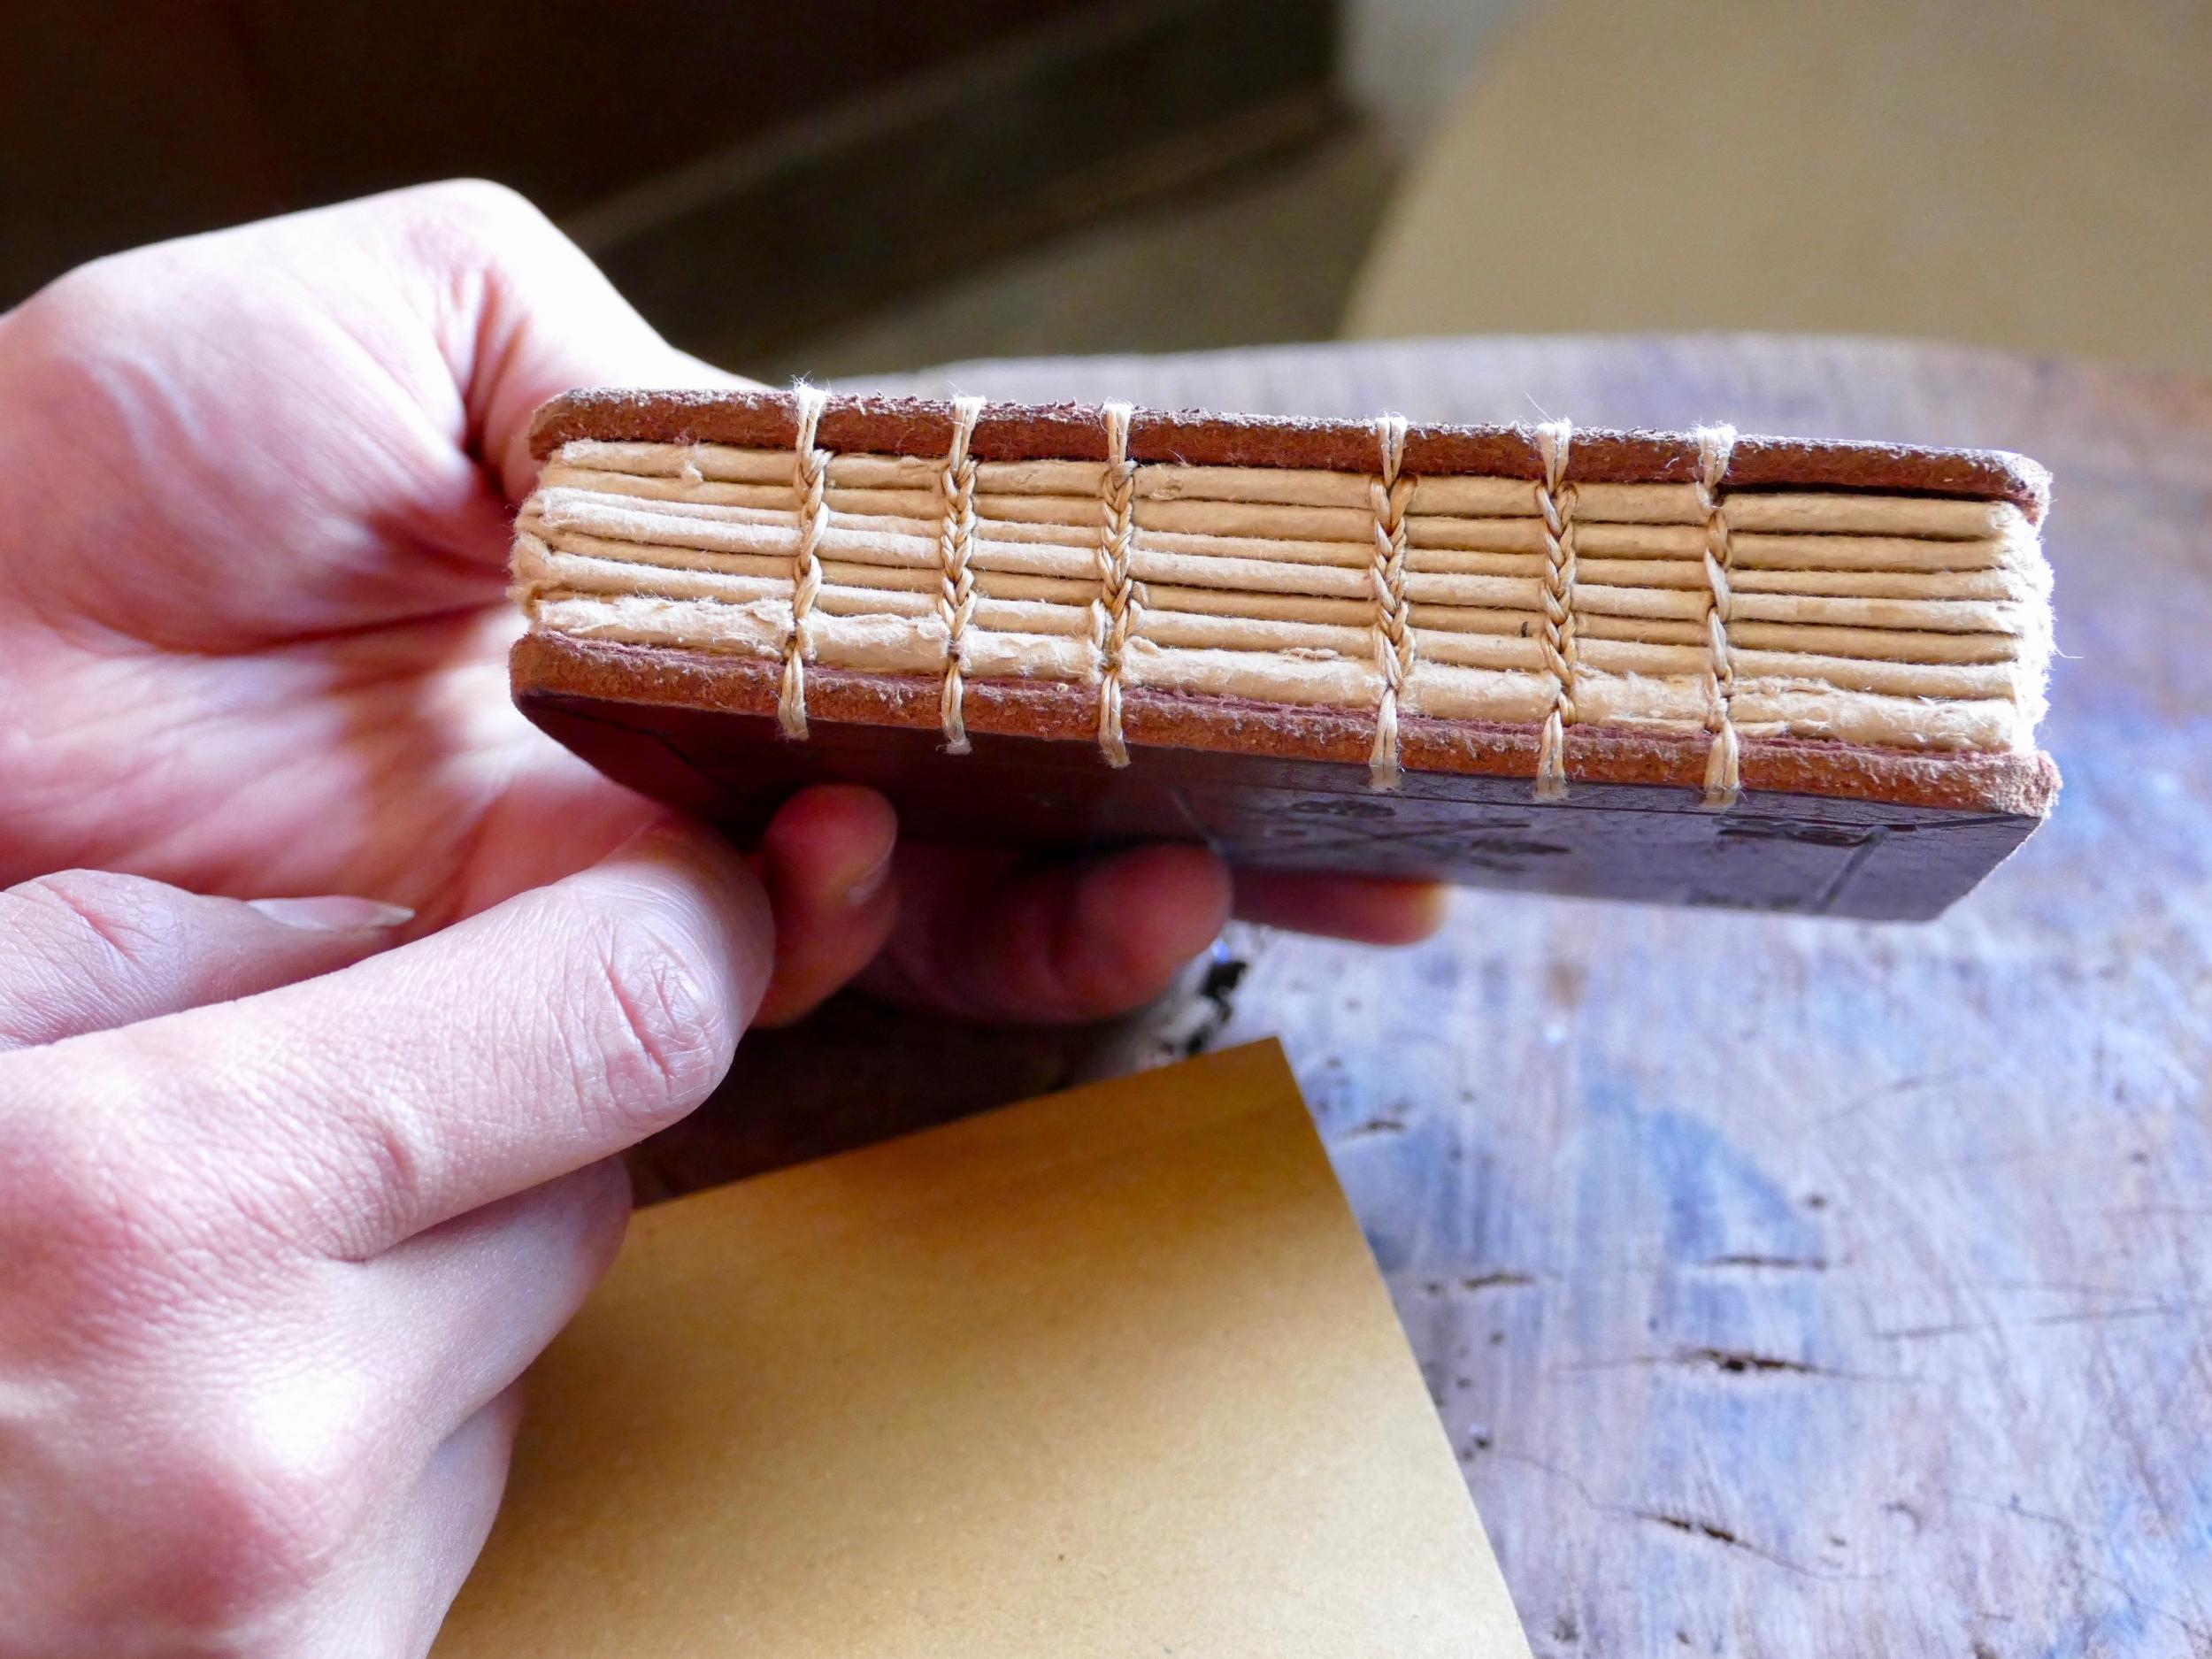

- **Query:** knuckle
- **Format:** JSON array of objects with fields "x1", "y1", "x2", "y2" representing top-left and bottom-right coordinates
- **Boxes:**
[
  {"x1": 10, "y1": 867, "x2": 187, "y2": 976},
  {"x1": 415, "y1": 175, "x2": 546, "y2": 226},
  {"x1": 6, "y1": 241, "x2": 189, "y2": 373},
  {"x1": 374, "y1": 178, "x2": 588, "y2": 336},
  {"x1": 1, "y1": 264, "x2": 153, "y2": 427},
  {"x1": 394, "y1": 176, "x2": 562, "y2": 261},
  {"x1": 575, "y1": 914, "x2": 732, "y2": 1126},
  {"x1": 303, "y1": 1095, "x2": 426, "y2": 1259},
  {"x1": 1, "y1": 1077, "x2": 170, "y2": 1279},
  {"x1": 9, "y1": 256, "x2": 127, "y2": 339},
  {"x1": 1046, "y1": 926, "x2": 1167, "y2": 1025},
  {"x1": 0, "y1": 1093, "x2": 215, "y2": 1336},
  {"x1": 149, "y1": 1405, "x2": 373, "y2": 1631},
  {"x1": 0, "y1": 244, "x2": 238, "y2": 570},
  {"x1": 0, "y1": 1046, "x2": 277, "y2": 1307}
]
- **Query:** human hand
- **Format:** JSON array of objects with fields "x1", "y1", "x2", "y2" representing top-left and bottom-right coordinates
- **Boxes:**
[
  {"x1": 0, "y1": 180, "x2": 1443, "y2": 1029},
  {"x1": 0, "y1": 823, "x2": 766, "y2": 1656}
]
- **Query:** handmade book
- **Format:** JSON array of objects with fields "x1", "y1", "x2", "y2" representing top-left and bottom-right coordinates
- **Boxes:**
[
  {"x1": 510, "y1": 388, "x2": 2057, "y2": 918},
  {"x1": 431, "y1": 1041, "x2": 1530, "y2": 1657}
]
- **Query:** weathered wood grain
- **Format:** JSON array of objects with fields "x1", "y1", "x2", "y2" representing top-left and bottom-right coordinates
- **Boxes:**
[{"x1": 652, "y1": 336, "x2": 2212, "y2": 1656}]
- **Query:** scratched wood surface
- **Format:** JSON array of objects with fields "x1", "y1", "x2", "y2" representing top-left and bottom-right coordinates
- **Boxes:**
[{"x1": 647, "y1": 336, "x2": 2212, "y2": 1655}]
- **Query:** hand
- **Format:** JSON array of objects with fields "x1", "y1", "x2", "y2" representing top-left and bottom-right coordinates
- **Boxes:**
[
  {"x1": 0, "y1": 181, "x2": 1445, "y2": 1028},
  {"x1": 0, "y1": 824, "x2": 768, "y2": 1655}
]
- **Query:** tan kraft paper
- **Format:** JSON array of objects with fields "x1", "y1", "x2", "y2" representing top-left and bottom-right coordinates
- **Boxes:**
[{"x1": 433, "y1": 1041, "x2": 1530, "y2": 1659}]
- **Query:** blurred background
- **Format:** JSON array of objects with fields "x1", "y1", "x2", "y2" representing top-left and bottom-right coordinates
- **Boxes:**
[{"x1": 5, "y1": 0, "x2": 2208, "y2": 381}]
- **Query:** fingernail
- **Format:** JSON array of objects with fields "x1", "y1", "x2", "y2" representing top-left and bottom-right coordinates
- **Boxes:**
[
  {"x1": 844, "y1": 846, "x2": 895, "y2": 908},
  {"x1": 247, "y1": 895, "x2": 417, "y2": 932}
]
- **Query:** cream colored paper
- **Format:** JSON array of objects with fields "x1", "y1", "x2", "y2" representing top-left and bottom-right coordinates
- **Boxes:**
[{"x1": 433, "y1": 1041, "x2": 1530, "y2": 1658}]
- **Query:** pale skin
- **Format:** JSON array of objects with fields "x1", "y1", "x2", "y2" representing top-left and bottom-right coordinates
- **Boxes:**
[{"x1": 0, "y1": 180, "x2": 1446, "y2": 1655}]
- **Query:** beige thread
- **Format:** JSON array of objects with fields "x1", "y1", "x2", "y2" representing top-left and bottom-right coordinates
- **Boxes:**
[
  {"x1": 1093, "y1": 402, "x2": 1139, "y2": 768},
  {"x1": 1367, "y1": 413, "x2": 1414, "y2": 788},
  {"x1": 777, "y1": 385, "x2": 830, "y2": 739},
  {"x1": 933, "y1": 396, "x2": 987, "y2": 754},
  {"x1": 1694, "y1": 424, "x2": 1741, "y2": 807},
  {"x1": 1532, "y1": 419, "x2": 1578, "y2": 801}
]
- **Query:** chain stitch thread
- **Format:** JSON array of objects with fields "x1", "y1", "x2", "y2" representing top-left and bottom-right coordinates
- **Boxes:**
[
  {"x1": 1694, "y1": 424, "x2": 1741, "y2": 808},
  {"x1": 934, "y1": 396, "x2": 986, "y2": 754},
  {"x1": 1367, "y1": 414, "x2": 1414, "y2": 788},
  {"x1": 1094, "y1": 402, "x2": 1139, "y2": 768},
  {"x1": 1532, "y1": 419, "x2": 1578, "y2": 801},
  {"x1": 777, "y1": 385, "x2": 830, "y2": 739}
]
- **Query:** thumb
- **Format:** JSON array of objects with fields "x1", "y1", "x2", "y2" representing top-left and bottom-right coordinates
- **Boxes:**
[
  {"x1": 368, "y1": 180, "x2": 761, "y2": 501},
  {"x1": 0, "y1": 869, "x2": 411, "y2": 1051}
]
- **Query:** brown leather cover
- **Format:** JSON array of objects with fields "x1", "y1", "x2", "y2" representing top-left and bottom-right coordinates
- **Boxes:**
[
  {"x1": 514, "y1": 390, "x2": 2057, "y2": 921},
  {"x1": 514, "y1": 635, "x2": 2053, "y2": 922},
  {"x1": 530, "y1": 388, "x2": 2052, "y2": 516}
]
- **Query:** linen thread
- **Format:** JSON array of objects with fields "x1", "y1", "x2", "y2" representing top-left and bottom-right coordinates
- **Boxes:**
[
  {"x1": 1367, "y1": 414, "x2": 1415, "y2": 788},
  {"x1": 1532, "y1": 419, "x2": 1578, "y2": 801},
  {"x1": 934, "y1": 396, "x2": 987, "y2": 754},
  {"x1": 778, "y1": 385, "x2": 830, "y2": 740},
  {"x1": 1093, "y1": 402, "x2": 1139, "y2": 768},
  {"x1": 1694, "y1": 424, "x2": 1741, "y2": 808}
]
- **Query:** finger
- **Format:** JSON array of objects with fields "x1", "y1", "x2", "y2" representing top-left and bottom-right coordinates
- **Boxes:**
[
  {"x1": 0, "y1": 870, "x2": 409, "y2": 1051},
  {"x1": 751, "y1": 786, "x2": 900, "y2": 1027},
  {"x1": 24, "y1": 816, "x2": 770, "y2": 1258},
  {"x1": 355, "y1": 1160, "x2": 629, "y2": 1439},
  {"x1": 293, "y1": 1385, "x2": 523, "y2": 1659},
  {"x1": 858, "y1": 842, "x2": 1233, "y2": 1025},
  {"x1": 1231, "y1": 869, "x2": 1453, "y2": 945},
  {"x1": 356, "y1": 180, "x2": 758, "y2": 500},
  {"x1": 405, "y1": 1386, "x2": 526, "y2": 1645}
]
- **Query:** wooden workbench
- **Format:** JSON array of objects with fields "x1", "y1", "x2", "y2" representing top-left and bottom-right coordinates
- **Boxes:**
[{"x1": 640, "y1": 336, "x2": 2212, "y2": 1656}]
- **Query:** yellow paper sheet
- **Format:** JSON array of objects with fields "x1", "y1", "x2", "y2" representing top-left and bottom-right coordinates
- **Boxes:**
[{"x1": 434, "y1": 1041, "x2": 1530, "y2": 1658}]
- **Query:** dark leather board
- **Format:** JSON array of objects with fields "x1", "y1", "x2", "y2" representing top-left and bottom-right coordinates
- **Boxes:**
[{"x1": 514, "y1": 634, "x2": 2048, "y2": 921}]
